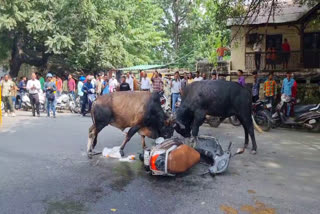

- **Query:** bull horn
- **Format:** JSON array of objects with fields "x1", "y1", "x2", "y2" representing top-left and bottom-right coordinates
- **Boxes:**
[{"x1": 176, "y1": 120, "x2": 185, "y2": 129}]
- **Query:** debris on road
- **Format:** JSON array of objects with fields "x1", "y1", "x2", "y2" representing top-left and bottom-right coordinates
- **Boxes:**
[{"x1": 102, "y1": 146, "x2": 135, "y2": 162}]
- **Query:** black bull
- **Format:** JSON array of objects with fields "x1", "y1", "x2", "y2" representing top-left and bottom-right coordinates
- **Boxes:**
[{"x1": 175, "y1": 80, "x2": 257, "y2": 154}]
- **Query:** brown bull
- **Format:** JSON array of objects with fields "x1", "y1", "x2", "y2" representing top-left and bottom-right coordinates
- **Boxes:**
[{"x1": 87, "y1": 91, "x2": 174, "y2": 158}]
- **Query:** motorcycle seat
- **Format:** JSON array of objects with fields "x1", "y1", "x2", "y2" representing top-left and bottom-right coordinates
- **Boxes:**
[{"x1": 294, "y1": 104, "x2": 318, "y2": 115}]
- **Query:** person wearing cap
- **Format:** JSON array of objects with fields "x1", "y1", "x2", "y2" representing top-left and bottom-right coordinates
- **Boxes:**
[
  {"x1": 109, "y1": 73, "x2": 118, "y2": 92},
  {"x1": 44, "y1": 73, "x2": 57, "y2": 118},
  {"x1": 78, "y1": 76, "x2": 85, "y2": 109},
  {"x1": 252, "y1": 71, "x2": 260, "y2": 103}
]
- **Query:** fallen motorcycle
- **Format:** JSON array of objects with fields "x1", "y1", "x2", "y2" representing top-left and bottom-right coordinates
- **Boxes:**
[
  {"x1": 140, "y1": 136, "x2": 234, "y2": 176},
  {"x1": 272, "y1": 95, "x2": 320, "y2": 132}
]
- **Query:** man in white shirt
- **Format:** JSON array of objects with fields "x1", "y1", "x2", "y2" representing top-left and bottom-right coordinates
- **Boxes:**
[
  {"x1": 109, "y1": 74, "x2": 118, "y2": 92},
  {"x1": 253, "y1": 35, "x2": 262, "y2": 70},
  {"x1": 26, "y1": 72, "x2": 41, "y2": 116},
  {"x1": 193, "y1": 71, "x2": 203, "y2": 81},
  {"x1": 140, "y1": 72, "x2": 151, "y2": 91},
  {"x1": 126, "y1": 72, "x2": 134, "y2": 91},
  {"x1": 170, "y1": 71, "x2": 181, "y2": 113}
]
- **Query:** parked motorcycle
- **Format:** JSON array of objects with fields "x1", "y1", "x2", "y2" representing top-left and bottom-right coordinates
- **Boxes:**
[
  {"x1": 252, "y1": 99, "x2": 273, "y2": 131},
  {"x1": 18, "y1": 92, "x2": 46, "y2": 112},
  {"x1": 272, "y1": 95, "x2": 320, "y2": 132},
  {"x1": 56, "y1": 93, "x2": 76, "y2": 113}
]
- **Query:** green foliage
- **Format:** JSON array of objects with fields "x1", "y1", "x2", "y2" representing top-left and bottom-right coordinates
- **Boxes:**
[{"x1": 0, "y1": 0, "x2": 167, "y2": 73}]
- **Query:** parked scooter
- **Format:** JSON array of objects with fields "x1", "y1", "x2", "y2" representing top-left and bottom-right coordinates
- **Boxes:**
[
  {"x1": 19, "y1": 92, "x2": 46, "y2": 112},
  {"x1": 56, "y1": 93, "x2": 76, "y2": 113},
  {"x1": 272, "y1": 95, "x2": 320, "y2": 132}
]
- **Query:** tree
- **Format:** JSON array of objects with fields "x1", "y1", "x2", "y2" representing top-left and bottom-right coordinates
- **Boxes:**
[{"x1": 0, "y1": 0, "x2": 166, "y2": 77}]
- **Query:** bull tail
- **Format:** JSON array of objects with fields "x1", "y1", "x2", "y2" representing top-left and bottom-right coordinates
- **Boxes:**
[
  {"x1": 91, "y1": 101, "x2": 97, "y2": 125},
  {"x1": 252, "y1": 115, "x2": 263, "y2": 133}
]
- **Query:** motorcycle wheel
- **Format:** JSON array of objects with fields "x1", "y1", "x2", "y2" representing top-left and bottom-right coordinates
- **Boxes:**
[
  {"x1": 207, "y1": 117, "x2": 222, "y2": 128},
  {"x1": 255, "y1": 110, "x2": 271, "y2": 132},
  {"x1": 229, "y1": 116, "x2": 241, "y2": 126},
  {"x1": 310, "y1": 120, "x2": 320, "y2": 133}
]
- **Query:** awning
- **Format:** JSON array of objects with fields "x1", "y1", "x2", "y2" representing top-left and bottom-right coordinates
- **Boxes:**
[{"x1": 118, "y1": 64, "x2": 167, "y2": 71}]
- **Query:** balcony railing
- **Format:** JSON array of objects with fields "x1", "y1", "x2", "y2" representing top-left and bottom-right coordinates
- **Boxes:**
[{"x1": 245, "y1": 50, "x2": 320, "y2": 71}]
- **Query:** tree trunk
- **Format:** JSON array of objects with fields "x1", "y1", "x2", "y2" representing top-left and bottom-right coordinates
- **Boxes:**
[{"x1": 9, "y1": 33, "x2": 51, "y2": 77}]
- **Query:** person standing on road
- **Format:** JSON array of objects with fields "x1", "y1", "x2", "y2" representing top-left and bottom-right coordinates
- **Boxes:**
[
  {"x1": 0, "y1": 74, "x2": 16, "y2": 117},
  {"x1": 140, "y1": 72, "x2": 151, "y2": 91},
  {"x1": 252, "y1": 71, "x2": 260, "y2": 103},
  {"x1": 170, "y1": 71, "x2": 181, "y2": 113},
  {"x1": 109, "y1": 74, "x2": 118, "y2": 93},
  {"x1": 119, "y1": 76, "x2": 131, "y2": 91},
  {"x1": 26, "y1": 72, "x2": 41, "y2": 117},
  {"x1": 211, "y1": 72, "x2": 217, "y2": 80},
  {"x1": 77, "y1": 76, "x2": 85, "y2": 110},
  {"x1": 151, "y1": 71, "x2": 163, "y2": 93},
  {"x1": 237, "y1": 70, "x2": 246, "y2": 87},
  {"x1": 281, "y1": 71, "x2": 295, "y2": 117},
  {"x1": 62, "y1": 77, "x2": 68, "y2": 94},
  {"x1": 68, "y1": 74, "x2": 76, "y2": 99},
  {"x1": 44, "y1": 73, "x2": 57, "y2": 118},
  {"x1": 18, "y1": 76, "x2": 27, "y2": 110},
  {"x1": 102, "y1": 76, "x2": 110, "y2": 95},
  {"x1": 38, "y1": 73, "x2": 45, "y2": 91},
  {"x1": 81, "y1": 77, "x2": 95, "y2": 116},
  {"x1": 56, "y1": 76, "x2": 62, "y2": 97},
  {"x1": 187, "y1": 73, "x2": 193, "y2": 84},
  {"x1": 181, "y1": 72, "x2": 188, "y2": 90},
  {"x1": 264, "y1": 72, "x2": 277, "y2": 112},
  {"x1": 96, "y1": 74, "x2": 103, "y2": 96},
  {"x1": 193, "y1": 71, "x2": 203, "y2": 81},
  {"x1": 126, "y1": 72, "x2": 134, "y2": 91}
]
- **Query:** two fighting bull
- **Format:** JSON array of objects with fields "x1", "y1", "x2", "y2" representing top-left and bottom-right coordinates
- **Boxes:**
[{"x1": 87, "y1": 80, "x2": 257, "y2": 158}]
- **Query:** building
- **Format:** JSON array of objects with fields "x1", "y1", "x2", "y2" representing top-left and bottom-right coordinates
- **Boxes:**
[{"x1": 228, "y1": 2, "x2": 320, "y2": 81}]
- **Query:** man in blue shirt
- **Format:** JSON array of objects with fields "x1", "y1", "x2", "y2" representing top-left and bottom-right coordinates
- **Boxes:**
[
  {"x1": 81, "y1": 77, "x2": 95, "y2": 116},
  {"x1": 44, "y1": 73, "x2": 57, "y2": 118},
  {"x1": 281, "y1": 71, "x2": 295, "y2": 116},
  {"x1": 252, "y1": 71, "x2": 260, "y2": 102}
]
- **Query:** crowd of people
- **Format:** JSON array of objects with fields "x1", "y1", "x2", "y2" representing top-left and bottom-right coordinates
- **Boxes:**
[
  {"x1": 1, "y1": 68, "x2": 298, "y2": 118},
  {"x1": 237, "y1": 69, "x2": 297, "y2": 116}
]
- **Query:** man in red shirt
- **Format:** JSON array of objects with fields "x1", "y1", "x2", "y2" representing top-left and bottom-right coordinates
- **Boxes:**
[
  {"x1": 56, "y1": 76, "x2": 62, "y2": 96},
  {"x1": 282, "y1": 38, "x2": 291, "y2": 69},
  {"x1": 68, "y1": 74, "x2": 76, "y2": 99}
]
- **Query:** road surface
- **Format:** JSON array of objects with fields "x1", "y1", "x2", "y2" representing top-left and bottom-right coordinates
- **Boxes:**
[{"x1": 0, "y1": 112, "x2": 319, "y2": 214}]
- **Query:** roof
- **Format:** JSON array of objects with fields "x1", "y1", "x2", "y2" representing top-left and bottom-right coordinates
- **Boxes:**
[
  {"x1": 118, "y1": 64, "x2": 166, "y2": 71},
  {"x1": 227, "y1": 2, "x2": 319, "y2": 26}
]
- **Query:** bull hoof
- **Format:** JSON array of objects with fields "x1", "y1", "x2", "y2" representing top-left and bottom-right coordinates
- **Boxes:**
[
  {"x1": 251, "y1": 150, "x2": 257, "y2": 155},
  {"x1": 244, "y1": 144, "x2": 249, "y2": 149},
  {"x1": 119, "y1": 149, "x2": 124, "y2": 157},
  {"x1": 87, "y1": 152, "x2": 93, "y2": 159}
]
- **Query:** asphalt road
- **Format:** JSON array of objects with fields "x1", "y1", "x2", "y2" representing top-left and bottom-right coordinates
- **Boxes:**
[{"x1": 0, "y1": 112, "x2": 319, "y2": 214}]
